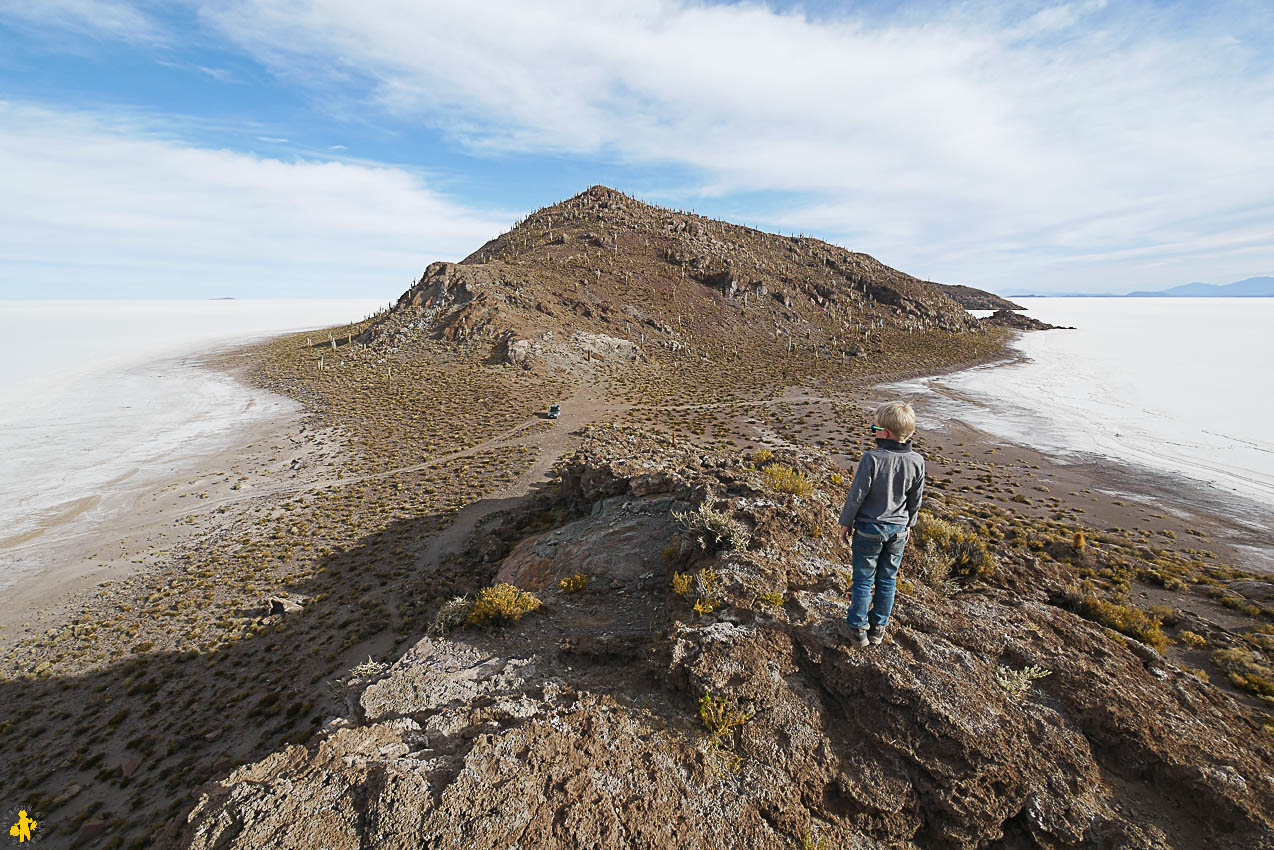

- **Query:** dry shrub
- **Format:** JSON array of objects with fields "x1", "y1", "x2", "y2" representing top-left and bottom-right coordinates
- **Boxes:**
[
  {"x1": 1212, "y1": 647, "x2": 1274, "y2": 698},
  {"x1": 911, "y1": 546, "x2": 959, "y2": 596},
  {"x1": 559, "y1": 573, "x2": 588, "y2": 593},
  {"x1": 465, "y1": 583, "x2": 542, "y2": 627},
  {"x1": 912, "y1": 511, "x2": 996, "y2": 578},
  {"x1": 761, "y1": 463, "x2": 814, "y2": 498},
  {"x1": 672, "y1": 500, "x2": 750, "y2": 552},
  {"x1": 1078, "y1": 596, "x2": 1169, "y2": 651},
  {"x1": 995, "y1": 664, "x2": 1052, "y2": 703},
  {"x1": 428, "y1": 595, "x2": 473, "y2": 636}
]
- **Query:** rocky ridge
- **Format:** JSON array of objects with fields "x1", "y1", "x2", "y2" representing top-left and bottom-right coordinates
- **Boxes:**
[
  {"x1": 982, "y1": 308, "x2": 1073, "y2": 331},
  {"x1": 173, "y1": 426, "x2": 1274, "y2": 850},
  {"x1": 358, "y1": 186, "x2": 983, "y2": 372},
  {"x1": 938, "y1": 284, "x2": 1024, "y2": 311}
]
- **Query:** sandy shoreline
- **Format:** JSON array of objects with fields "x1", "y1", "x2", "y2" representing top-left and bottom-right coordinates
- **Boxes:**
[{"x1": 0, "y1": 347, "x2": 348, "y2": 632}]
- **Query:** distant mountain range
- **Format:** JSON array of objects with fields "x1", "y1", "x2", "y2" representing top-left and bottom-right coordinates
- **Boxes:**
[
  {"x1": 1126, "y1": 276, "x2": 1274, "y2": 297},
  {"x1": 1012, "y1": 276, "x2": 1274, "y2": 298}
]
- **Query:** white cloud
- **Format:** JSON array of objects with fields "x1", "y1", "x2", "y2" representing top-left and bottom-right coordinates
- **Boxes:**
[
  {"x1": 0, "y1": 0, "x2": 166, "y2": 43},
  {"x1": 0, "y1": 102, "x2": 511, "y2": 298},
  {"x1": 200, "y1": 0, "x2": 1274, "y2": 292}
]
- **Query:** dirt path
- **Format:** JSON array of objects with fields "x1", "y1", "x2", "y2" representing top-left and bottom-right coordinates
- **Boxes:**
[
  {"x1": 409, "y1": 370, "x2": 626, "y2": 571},
  {"x1": 405, "y1": 383, "x2": 854, "y2": 570}
]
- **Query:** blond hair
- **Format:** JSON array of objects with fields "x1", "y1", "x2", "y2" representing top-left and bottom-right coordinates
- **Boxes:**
[{"x1": 875, "y1": 401, "x2": 916, "y2": 441}]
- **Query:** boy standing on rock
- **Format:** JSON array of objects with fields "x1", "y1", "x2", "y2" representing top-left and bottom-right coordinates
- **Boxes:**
[{"x1": 836, "y1": 401, "x2": 925, "y2": 648}]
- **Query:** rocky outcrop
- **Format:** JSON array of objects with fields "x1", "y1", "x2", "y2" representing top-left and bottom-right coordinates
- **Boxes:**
[
  {"x1": 174, "y1": 426, "x2": 1274, "y2": 850},
  {"x1": 981, "y1": 308, "x2": 1072, "y2": 330},
  {"x1": 938, "y1": 284, "x2": 1024, "y2": 311},
  {"x1": 499, "y1": 331, "x2": 641, "y2": 371},
  {"x1": 359, "y1": 262, "x2": 528, "y2": 348}
]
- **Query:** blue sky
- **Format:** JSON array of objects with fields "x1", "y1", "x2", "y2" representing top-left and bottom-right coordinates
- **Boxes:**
[{"x1": 1, "y1": 0, "x2": 1272, "y2": 299}]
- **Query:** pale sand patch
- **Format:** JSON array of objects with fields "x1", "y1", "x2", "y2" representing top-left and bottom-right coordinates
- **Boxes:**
[{"x1": 0, "y1": 368, "x2": 347, "y2": 636}]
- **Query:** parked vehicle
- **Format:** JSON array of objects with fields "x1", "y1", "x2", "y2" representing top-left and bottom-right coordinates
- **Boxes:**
[{"x1": 548, "y1": 404, "x2": 561, "y2": 419}]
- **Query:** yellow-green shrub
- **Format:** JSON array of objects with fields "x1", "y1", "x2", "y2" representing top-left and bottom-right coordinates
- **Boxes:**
[
  {"x1": 559, "y1": 573, "x2": 588, "y2": 593},
  {"x1": 465, "y1": 583, "x2": 542, "y2": 626},
  {"x1": 1078, "y1": 596, "x2": 1169, "y2": 651},
  {"x1": 671, "y1": 571, "x2": 692, "y2": 596},
  {"x1": 751, "y1": 449, "x2": 774, "y2": 466},
  {"x1": 912, "y1": 511, "x2": 996, "y2": 578},
  {"x1": 761, "y1": 463, "x2": 814, "y2": 498},
  {"x1": 1212, "y1": 647, "x2": 1274, "y2": 697},
  {"x1": 699, "y1": 691, "x2": 750, "y2": 743},
  {"x1": 1178, "y1": 630, "x2": 1207, "y2": 648},
  {"x1": 758, "y1": 591, "x2": 784, "y2": 608}
]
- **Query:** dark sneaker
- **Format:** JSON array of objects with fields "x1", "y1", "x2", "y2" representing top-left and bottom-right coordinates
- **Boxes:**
[
  {"x1": 837, "y1": 620, "x2": 869, "y2": 647},
  {"x1": 868, "y1": 626, "x2": 886, "y2": 645}
]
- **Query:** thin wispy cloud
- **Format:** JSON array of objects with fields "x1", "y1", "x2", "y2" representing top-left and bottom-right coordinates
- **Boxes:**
[
  {"x1": 0, "y1": 0, "x2": 167, "y2": 44},
  {"x1": 200, "y1": 0, "x2": 1274, "y2": 291},
  {"x1": 156, "y1": 59, "x2": 240, "y2": 83},
  {"x1": 0, "y1": 102, "x2": 510, "y2": 298}
]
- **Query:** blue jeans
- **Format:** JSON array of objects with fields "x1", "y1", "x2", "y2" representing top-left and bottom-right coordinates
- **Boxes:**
[{"x1": 846, "y1": 521, "x2": 908, "y2": 630}]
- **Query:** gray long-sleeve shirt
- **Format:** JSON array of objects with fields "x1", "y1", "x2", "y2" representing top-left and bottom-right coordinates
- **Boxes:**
[{"x1": 839, "y1": 439, "x2": 926, "y2": 529}]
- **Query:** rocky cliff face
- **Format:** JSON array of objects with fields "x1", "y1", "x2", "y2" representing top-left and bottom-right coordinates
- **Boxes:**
[
  {"x1": 173, "y1": 427, "x2": 1274, "y2": 850},
  {"x1": 357, "y1": 186, "x2": 980, "y2": 371}
]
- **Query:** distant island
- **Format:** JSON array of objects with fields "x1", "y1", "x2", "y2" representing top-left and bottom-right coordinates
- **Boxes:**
[{"x1": 1011, "y1": 275, "x2": 1274, "y2": 298}]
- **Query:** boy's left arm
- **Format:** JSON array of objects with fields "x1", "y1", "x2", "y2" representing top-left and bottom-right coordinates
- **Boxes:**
[{"x1": 905, "y1": 459, "x2": 926, "y2": 528}]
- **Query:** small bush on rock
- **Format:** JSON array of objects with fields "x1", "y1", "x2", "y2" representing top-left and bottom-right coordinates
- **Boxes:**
[
  {"x1": 1178, "y1": 630, "x2": 1207, "y2": 648},
  {"x1": 750, "y1": 448, "x2": 774, "y2": 466},
  {"x1": 699, "y1": 691, "x2": 751, "y2": 743},
  {"x1": 1078, "y1": 596, "x2": 1169, "y2": 651},
  {"x1": 672, "y1": 500, "x2": 750, "y2": 552},
  {"x1": 912, "y1": 511, "x2": 996, "y2": 578},
  {"x1": 348, "y1": 656, "x2": 389, "y2": 680},
  {"x1": 995, "y1": 664, "x2": 1052, "y2": 703},
  {"x1": 559, "y1": 573, "x2": 588, "y2": 593},
  {"x1": 671, "y1": 571, "x2": 693, "y2": 596},
  {"x1": 465, "y1": 583, "x2": 542, "y2": 627},
  {"x1": 911, "y1": 547, "x2": 959, "y2": 596},
  {"x1": 761, "y1": 463, "x2": 814, "y2": 498},
  {"x1": 1212, "y1": 647, "x2": 1274, "y2": 698},
  {"x1": 428, "y1": 595, "x2": 473, "y2": 636}
]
